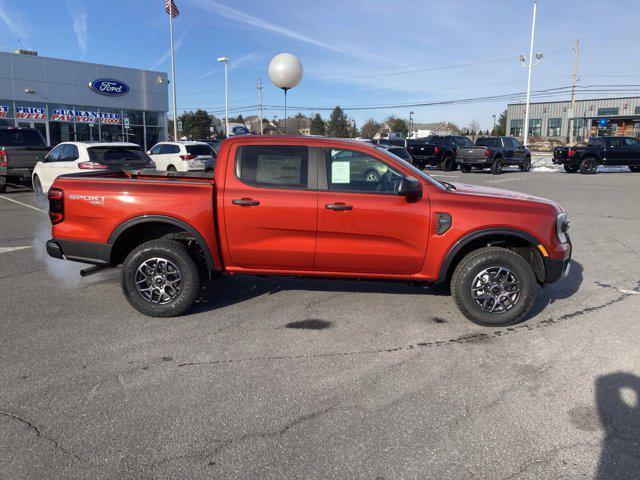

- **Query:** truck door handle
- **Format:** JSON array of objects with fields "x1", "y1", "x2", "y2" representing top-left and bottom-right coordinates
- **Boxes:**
[
  {"x1": 232, "y1": 198, "x2": 260, "y2": 207},
  {"x1": 325, "y1": 203, "x2": 353, "y2": 211}
]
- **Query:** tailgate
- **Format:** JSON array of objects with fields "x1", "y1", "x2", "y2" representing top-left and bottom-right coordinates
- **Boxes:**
[
  {"x1": 4, "y1": 147, "x2": 49, "y2": 170},
  {"x1": 456, "y1": 146, "x2": 487, "y2": 160},
  {"x1": 407, "y1": 144, "x2": 436, "y2": 157},
  {"x1": 553, "y1": 146, "x2": 569, "y2": 159}
]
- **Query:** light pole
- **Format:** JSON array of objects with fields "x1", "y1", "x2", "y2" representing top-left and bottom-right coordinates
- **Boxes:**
[
  {"x1": 520, "y1": 0, "x2": 542, "y2": 147},
  {"x1": 409, "y1": 111, "x2": 414, "y2": 139},
  {"x1": 492, "y1": 114, "x2": 496, "y2": 133},
  {"x1": 217, "y1": 56, "x2": 229, "y2": 137}
]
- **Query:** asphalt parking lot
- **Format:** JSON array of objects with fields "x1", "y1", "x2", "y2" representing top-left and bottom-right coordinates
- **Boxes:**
[{"x1": 1, "y1": 168, "x2": 639, "y2": 479}]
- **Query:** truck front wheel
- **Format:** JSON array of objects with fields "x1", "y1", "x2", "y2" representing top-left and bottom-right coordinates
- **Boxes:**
[
  {"x1": 451, "y1": 247, "x2": 537, "y2": 327},
  {"x1": 121, "y1": 239, "x2": 201, "y2": 317}
]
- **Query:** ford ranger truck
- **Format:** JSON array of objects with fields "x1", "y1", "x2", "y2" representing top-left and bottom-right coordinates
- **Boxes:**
[{"x1": 45, "y1": 136, "x2": 571, "y2": 326}]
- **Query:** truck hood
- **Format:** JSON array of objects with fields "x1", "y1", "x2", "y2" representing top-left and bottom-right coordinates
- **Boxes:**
[{"x1": 450, "y1": 182, "x2": 563, "y2": 211}]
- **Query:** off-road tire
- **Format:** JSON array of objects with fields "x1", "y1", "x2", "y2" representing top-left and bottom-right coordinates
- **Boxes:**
[
  {"x1": 121, "y1": 239, "x2": 201, "y2": 317},
  {"x1": 520, "y1": 156, "x2": 532, "y2": 172},
  {"x1": 451, "y1": 247, "x2": 537, "y2": 327},
  {"x1": 33, "y1": 175, "x2": 46, "y2": 203},
  {"x1": 564, "y1": 164, "x2": 579, "y2": 173},
  {"x1": 460, "y1": 165, "x2": 471, "y2": 173},
  {"x1": 579, "y1": 157, "x2": 598, "y2": 174},
  {"x1": 490, "y1": 157, "x2": 503, "y2": 175},
  {"x1": 440, "y1": 156, "x2": 454, "y2": 171}
]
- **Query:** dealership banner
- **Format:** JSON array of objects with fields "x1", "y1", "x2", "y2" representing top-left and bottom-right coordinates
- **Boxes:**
[
  {"x1": 0, "y1": 105, "x2": 9, "y2": 118},
  {"x1": 50, "y1": 108, "x2": 122, "y2": 124},
  {"x1": 16, "y1": 106, "x2": 47, "y2": 120}
]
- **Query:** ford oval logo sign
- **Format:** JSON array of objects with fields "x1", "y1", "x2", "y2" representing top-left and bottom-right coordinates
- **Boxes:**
[{"x1": 88, "y1": 79, "x2": 129, "y2": 96}]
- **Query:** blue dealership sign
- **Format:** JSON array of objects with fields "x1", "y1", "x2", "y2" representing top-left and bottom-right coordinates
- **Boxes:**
[
  {"x1": 88, "y1": 79, "x2": 130, "y2": 96},
  {"x1": 231, "y1": 125, "x2": 249, "y2": 135}
]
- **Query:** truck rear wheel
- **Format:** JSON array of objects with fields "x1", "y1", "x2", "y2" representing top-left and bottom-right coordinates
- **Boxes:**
[
  {"x1": 451, "y1": 247, "x2": 537, "y2": 327},
  {"x1": 440, "y1": 156, "x2": 454, "y2": 171},
  {"x1": 564, "y1": 164, "x2": 579, "y2": 173},
  {"x1": 490, "y1": 157, "x2": 503, "y2": 175},
  {"x1": 520, "y1": 156, "x2": 531, "y2": 172},
  {"x1": 579, "y1": 157, "x2": 597, "y2": 174},
  {"x1": 460, "y1": 165, "x2": 471, "y2": 173},
  {"x1": 121, "y1": 239, "x2": 201, "y2": 317}
]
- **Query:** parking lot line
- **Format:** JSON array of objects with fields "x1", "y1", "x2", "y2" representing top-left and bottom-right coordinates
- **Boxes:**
[
  {"x1": 0, "y1": 246, "x2": 32, "y2": 254},
  {"x1": 0, "y1": 195, "x2": 45, "y2": 213}
]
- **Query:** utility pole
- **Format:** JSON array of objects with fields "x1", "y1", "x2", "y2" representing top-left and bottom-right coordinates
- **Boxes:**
[
  {"x1": 520, "y1": 0, "x2": 542, "y2": 147},
  {"x1": 568, "y1": 39, "x2": 580, "y2": 145},
  {"x1": 257, "y1": 78, "x2": 264, "y2": 135}
]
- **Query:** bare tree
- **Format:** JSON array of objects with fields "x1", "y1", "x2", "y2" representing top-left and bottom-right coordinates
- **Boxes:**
[{"x1": 467, "y1": 119, "x2": 481, "y2": 141}]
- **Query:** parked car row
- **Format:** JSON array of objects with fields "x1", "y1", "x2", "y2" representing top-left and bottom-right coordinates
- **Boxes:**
[{"x1": 0, "y1": 127, "x2": 219, "y2": 195}]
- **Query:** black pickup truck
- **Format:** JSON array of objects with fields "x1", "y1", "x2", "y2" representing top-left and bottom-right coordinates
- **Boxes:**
[
  {"x1": 0, "y1": 127, "x2": 50, "y2": 192},
  {"x1": 406, "y1": 135, "x2": 473, "y2": 171},
  {"x1": 553, "y1": 136, "x2": 640, "y2": 174},
  {"x1": 455, "y1": 136, "x2": 531, "y2": 174}
]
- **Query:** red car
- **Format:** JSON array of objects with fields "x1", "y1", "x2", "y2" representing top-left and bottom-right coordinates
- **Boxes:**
[{"x1": 46, "y1": 136, "x2": 571, "y2": 326}]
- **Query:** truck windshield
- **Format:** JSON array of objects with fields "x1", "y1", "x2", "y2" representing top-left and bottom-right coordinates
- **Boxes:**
[
  {"x1": 476, "y1": 138, "x2": 501, "y2": 147},
  {"x1": 186, "y1": 144, "x2": 214, "y2": 156},
  {"x1": 88, "y1": 147, "x2": 152, "y2": 167},
  {"x1": 0, "y1": 129, "x2": 46, "y2": 147}
]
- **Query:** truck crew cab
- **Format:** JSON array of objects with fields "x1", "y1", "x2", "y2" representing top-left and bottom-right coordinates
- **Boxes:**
[
  {"x1": 45, "y1": 136, "x2": 571, "y2": 326},
  {"x1": 553, "y1": 136, "x2": 640, "y2": 174}
]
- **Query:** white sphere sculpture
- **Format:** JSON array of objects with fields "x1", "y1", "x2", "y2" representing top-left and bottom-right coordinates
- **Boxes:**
[{"x1": 268, "y1": 53, "x2": 303, "y2": 91}]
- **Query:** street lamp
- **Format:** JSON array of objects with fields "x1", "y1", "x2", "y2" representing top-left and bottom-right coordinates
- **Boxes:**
[
  {"x1": 520, "y1": 0, "x2": 543, "y2": 147},
  {"x1": 268, "y1": 53, "x2": 303, "y2": 135},
  {"x1": 217, "y1": 56, "x2": 229, "y2": 137},
  {"x1": 409, "y1": 111, "x2": 414, "y2": 139}
]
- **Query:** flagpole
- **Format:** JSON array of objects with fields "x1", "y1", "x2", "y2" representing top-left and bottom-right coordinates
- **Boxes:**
[{"x1": 168, "y1": 5, "x2": 178, "y2": 141}]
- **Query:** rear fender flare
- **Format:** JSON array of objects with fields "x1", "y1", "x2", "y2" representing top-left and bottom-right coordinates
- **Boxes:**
[{"x1": 108, "y1": 215, "x2": 214, "y2": 270}]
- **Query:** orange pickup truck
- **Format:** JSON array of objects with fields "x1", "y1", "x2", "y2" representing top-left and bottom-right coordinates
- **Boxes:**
[{"x1": 46, "y1": 135, "x2": 571, "y2": 326}]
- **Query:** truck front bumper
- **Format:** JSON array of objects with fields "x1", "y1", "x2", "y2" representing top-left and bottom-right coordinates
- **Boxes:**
[{"x1": 47, "y1": 238, "x2": 111, "y2": 265}]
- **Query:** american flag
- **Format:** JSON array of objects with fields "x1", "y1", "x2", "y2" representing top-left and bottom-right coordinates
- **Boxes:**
[{"x1": 165, "y1": 0, "x2": 179, "y2": 18}]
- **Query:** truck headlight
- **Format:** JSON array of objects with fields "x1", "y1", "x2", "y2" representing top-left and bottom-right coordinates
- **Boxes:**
[{"x1": 556, "y1": 212, "x2": 569, "y2": 244}]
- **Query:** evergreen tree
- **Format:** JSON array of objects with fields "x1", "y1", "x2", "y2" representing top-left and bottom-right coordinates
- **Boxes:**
[
  {"x1": 386, "y1": 116, "x2": 408, "y2": 137},
  {"x1": 310, "y1": 113, "x2": 326, "y2": 136},
  {"x1": 360, "y1": 118, "x2": 381, "y2": 139},
  {"x1": 325, "y1": 106, "x2": 351, "y2": 137}
]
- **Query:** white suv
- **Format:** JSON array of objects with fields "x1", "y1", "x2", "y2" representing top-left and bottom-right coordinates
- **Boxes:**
[
  {"x1": 32, "y1": 142, "x2": 153, "y2": 198},
  {"x1": 147, "y1": 141, "x2": 214, "y2": 172}
]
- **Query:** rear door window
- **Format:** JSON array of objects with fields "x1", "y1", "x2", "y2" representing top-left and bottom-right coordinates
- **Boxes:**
[
  {"x1": 167, "y1": 144, "x2": 181, "y2": 154},
  {"x1": 476, "y1": 138, "x2": 502, "y2": 148},
  {"x1": 236, "y1": 145, "x2": 309, "y2": 188},
  {"x1": 186, "y1": 144, "x2": 213, "y2": 156}
]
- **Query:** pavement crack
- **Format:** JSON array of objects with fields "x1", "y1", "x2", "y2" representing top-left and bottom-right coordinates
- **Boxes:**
[
  {"x1": 177, "y1": 284, "x2": 638, "y2": 368},
  {"x1": 210, "y1": 404, "x2": 337, "y2": 459},
  {"x1": 0, "y1": 409, "x2": 79, "y2": 460}
]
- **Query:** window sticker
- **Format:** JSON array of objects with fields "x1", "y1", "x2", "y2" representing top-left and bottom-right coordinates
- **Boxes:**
[
  {"x1": 256, "y1": 155, "x2": 302, "y2": 184},
  {"x1": 331, "y1": 161, "x2": 350, "y2": 184}
]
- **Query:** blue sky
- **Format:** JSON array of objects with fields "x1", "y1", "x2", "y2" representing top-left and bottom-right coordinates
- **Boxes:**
[{"x1": 1, "y1": 0, "x2": 638, "y2": 130}]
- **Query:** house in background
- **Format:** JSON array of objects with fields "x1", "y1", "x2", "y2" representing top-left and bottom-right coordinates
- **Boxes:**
[{"x1": 408, "y1": 122, "x2": 461, "y2": 139}]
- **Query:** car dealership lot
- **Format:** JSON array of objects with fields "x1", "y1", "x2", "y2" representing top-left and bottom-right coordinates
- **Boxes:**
[{"x1": 1, "y1": 170, "x2": 639, "y2": 479}]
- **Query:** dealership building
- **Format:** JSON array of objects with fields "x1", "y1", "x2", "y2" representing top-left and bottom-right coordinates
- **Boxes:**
[
  {"x1": 0, "y1": 49, "x2": 168, "y2": 149},
  {"x1": 506, "y1": 96, "x2": 640, "y2": 142}
]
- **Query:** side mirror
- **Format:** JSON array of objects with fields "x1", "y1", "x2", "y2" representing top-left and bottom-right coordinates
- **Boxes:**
[{"x1": 398, "y1": 176, "x2": 422, "y2": 199}]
